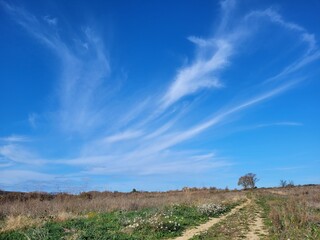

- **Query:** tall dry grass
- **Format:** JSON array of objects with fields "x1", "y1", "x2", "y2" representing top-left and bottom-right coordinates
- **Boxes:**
[
  {"x1": 0, "y1": 189, "x2": 245, "y2": 232},
  {"x1": 258, "y1": 185, "x2": 320, "y2": 239},
  {"x1": 0, "y1": 189, "x2": 244, "y2": 219}
]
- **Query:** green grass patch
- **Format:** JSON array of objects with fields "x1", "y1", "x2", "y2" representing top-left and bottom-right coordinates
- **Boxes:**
[{"x1": 0, "y1": 202, "x2": 235, "y2": 240}]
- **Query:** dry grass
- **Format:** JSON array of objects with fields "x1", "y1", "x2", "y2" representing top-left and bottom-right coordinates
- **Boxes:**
[
  {"x1": 257, "y1": 185, "x2": 320, "y2": 239},
  {"x1": 0, "y1": 188, "x2": 244, "y2": 233},
  {"x1": 1, "y1": 185, "x2": 319, "y2": 238},
  {"x1": 0, "y1": 215, "x2": 43, "y2": 232},
  {"x1": 0, "y1": 190, "x2": 244, "y2": 216}
]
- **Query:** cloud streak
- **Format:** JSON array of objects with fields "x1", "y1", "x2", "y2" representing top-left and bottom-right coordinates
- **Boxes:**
[
  {"x1": 245, "y1": 8, "x2": 320, "y2": 83},
  {"x1": 0, "y1": 135, "x2": 31, "y2": 143},
  {"x1": 161, "y1": 39, "x2": 230, "y2": 109},
  {"x1": 0, "y1": 144, "x2": 44, "y2": 165},
  {"x1": 103, "y1": 130, "x2": 143, "y2": 143},
  {"x1": 2, "y1": 1, "x2": 110, "y2": 135}
]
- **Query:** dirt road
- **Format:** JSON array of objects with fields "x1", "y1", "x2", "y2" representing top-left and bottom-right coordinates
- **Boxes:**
[
  {"x1": 172, "y1": 197, "x2": 268, "y2": 240},
  {"x1": 172, "y1": 199, "x2": 250, "y2": 240}
]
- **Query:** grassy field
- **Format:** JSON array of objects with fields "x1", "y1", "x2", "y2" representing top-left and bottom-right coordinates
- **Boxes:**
[
  {"x1": 0, "y1": 185, "x2": 319, "y2": 239},
  {"x1": 257, "y1": 186, "x2": 320, "y2": 239}
]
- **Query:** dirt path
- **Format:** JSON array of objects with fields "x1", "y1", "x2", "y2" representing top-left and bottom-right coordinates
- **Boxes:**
[
  {"x1": 246, "y1": 202, "x2": 268, "y2": 240},
  {"x1": 172, "y1": 199, "x2": 250, "y2": 240}
]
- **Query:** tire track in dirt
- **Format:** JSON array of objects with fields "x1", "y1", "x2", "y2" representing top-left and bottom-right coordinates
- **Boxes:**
[
  {"x1": 246, "y1": 201, "x2": 268, "y2": 240},
  {"x1": 172, "y1": 199, "x2": 250, "y2": 240}
]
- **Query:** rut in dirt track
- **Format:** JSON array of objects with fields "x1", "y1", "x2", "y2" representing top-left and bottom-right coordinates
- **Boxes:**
[{"x1": 245, "y1": 201, "x2": 268, "y2": 240}]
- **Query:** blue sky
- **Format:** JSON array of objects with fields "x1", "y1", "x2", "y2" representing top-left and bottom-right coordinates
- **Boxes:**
[{"x1": 0, "y1": 0, "x2": 319, "y2": 192}]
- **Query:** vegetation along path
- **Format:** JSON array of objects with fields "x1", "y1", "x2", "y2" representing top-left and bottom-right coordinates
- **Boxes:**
[{"x1": 172, "y1": 199, "x2": 251, "y2": 240}]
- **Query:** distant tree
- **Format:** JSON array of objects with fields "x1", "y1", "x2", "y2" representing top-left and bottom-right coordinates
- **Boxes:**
[
  {"x1": 280, "y1": 180, "x2": 287, "y2": 188},
  {"x1": 280, "y1": 179, "x2": 294, "y2": 188},
  {"x1": 287, "y1": 180, "x2": 294, "y2": 187},
  {"x1": 238, "y1": 173, "x2": 259, "y2": 189}
]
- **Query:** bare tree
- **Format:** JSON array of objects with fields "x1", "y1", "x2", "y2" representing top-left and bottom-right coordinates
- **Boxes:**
[
  {"x1": 280, "y1": 180, "x2": 287, "y2": 188},
  {"x1": 238, "y1": 173, "x2": 259, "y2": 189},
  {"x1": 280, "y1": 179, "x2": 294, "y2": 188}
]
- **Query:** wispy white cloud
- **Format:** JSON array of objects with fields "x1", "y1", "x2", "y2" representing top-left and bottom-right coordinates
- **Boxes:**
[
  {"x1": 0, "y1": 170, "x2": 55, "y2": 185},
  {"x1": 248, "y1": 8, "x2": 305, "y2": 32},
  {"x1": 2, "y1": 2, "x2": 110, "y2": 134},
  {"x1": 301, "y1": 33, "x2": 317, "y2": 54},
  {"x1": 257, "y1": 122, "x2": 303, "y2": 127},
  {"x1": 218, "y1": 0, "x2": 237, "y2": 35},
  {"x1": 139, "y1": 83, "x2": 295, "y2": 157},
  {"x1": 159, "y1": 0, "x2": 243, "y2": 110},
  {"x1": 187, "y1": 36, "x2": 215, "y2": 47},
  {"x1": 117, "y1": 98, "x2": 151, "y2": 127},
  {"x1": 1, "y1": 1, "x2": 59, "y2": 49},
  {"x1": 0, "y1": 144, "x2": 44, "y2": 165},
  {"x1": 233, "y1": 121, "x2": 303, "y2": 134},
  {"x1": 0, "y1": 135, "x2": 31, "y2": 143},
  {"x1": 266, "y1": 50, "x2": 320, "y2": 82},
  {"x1": 43, "y1": 15, "x2": 57, "y2": 25},
  {"x1": 60, "y1": 82, "x2": 294, "y2": 176},
  {"x1": 50, "y1": 3, "x2": 315, "y2": 180},
  {"x1": 103, "y1": 130, "x2": 143, "y2": 143},
  {"x1": 161, "y1": 2, "x2": 313, "y2": 110},
  {"x1": 161, "y1": 39, "x2": 230, "y2": 109},
  {"x1": 71, "y1": 150, "x2": 229, "y2": 176},
  {"x1": 136, "y1": 158, "x2": 229, "y2": 175},
  {"x1": 245, "y1": 8, "x2": 320, "y2": 83},
  {"x1": 144, "y1": 120, "x2": 176, "y2": 140},
  {"x1": 55, "y1": 28, "x2": 110, "y2": 134},
  {"x1": 28, "y1": 113, "x2": 38, "y2": 128}
]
